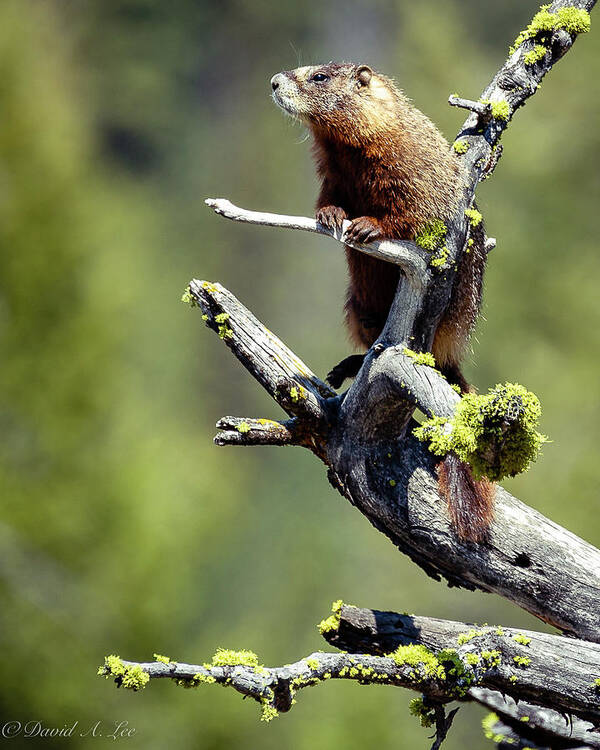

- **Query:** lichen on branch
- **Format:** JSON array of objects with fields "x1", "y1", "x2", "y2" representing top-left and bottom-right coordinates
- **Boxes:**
[
  {"x1": 413, "y1": 383, "x2": 546, "y2": 481},
  {"x1": 510, "y1": 4, "x2": 591, "y2": 54}
]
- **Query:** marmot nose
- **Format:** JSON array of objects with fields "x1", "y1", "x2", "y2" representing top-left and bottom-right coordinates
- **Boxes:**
[{"x1": 271, "y1": 74, "x2": 282, "y2": 91}]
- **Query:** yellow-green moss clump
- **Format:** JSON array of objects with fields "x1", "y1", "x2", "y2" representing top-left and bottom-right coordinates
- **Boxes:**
[
  {"x1": 457, "y1": 629, "x2": 484, "y2": 645},
  {"x1": 511, "y1": 5, "x2": 591, "y2": 54},
  {"x1": 260, "y1": 702, "x2": 279, "y2": 722},
  {"x1": 513, "y1": 633, "x2": 531, "y2": 646},
  {"x1": 289, "y1": 385, "x2": 306, "y2": 402},
  {"x1": 524, "y1": 44, "x2": 548, "y2": 65},
  {"x1": 415, "y1": 219, "x2": 450, "y2": 268},
  {"x1": 415, "y1": 219, "x2": 447, "y2": 251},
  {"x1": 453, "y1": 140, "x2": 469, "y2": 155},
  {"x1": 403, "y1": 348, "x2": 436, "y2": 367},
  {"x1": 98, "y1": 655, "x2": 150, "y2": 691},
  {"x1": 479, "y1": 99, "x2": 510, "y2": 122},
  {"x1": 491, "y1": 101, "x2": 510, "y2": 121},
  {"x1": 153, "y1": 653, "x2": 171, "y2": 664},
  {"x1": 464, "y1": 208, "x2": 483, "y2": 227},
  {"x1": 388, "y1": 644, "x2": 446, "y2": 680},
  {"x1": 181, "y1": 287, "x2": 197, "y2": 307},
  {"x1": 318, "y1": 599, "x2": 343, "y2": 635},
  {"x1": 430, "y1": 246, "x2": 450, "y2": 268},
  {"x1": 409, "y1": 696, "x2": 436, "y2": 727},
  {"x1": 414, "y1": 383, "x2": 546, "y2": 481},
  {"x1": 482, "y1": 712, "x2": 507, "y2": 744},
  {"x1": 214, "y1": 312, "x2": 233, "y2": 340},
  {"x1": 208, "y1": 648, "x2": 261, "y2": 668}
]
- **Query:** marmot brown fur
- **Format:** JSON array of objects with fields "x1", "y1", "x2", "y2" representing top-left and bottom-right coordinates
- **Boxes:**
[{"x1": 271, "y1": 62, "x2": 493, "y2": 540}]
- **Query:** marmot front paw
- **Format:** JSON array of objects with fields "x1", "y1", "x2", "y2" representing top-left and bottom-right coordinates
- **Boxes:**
[
  {"x1": 316, "y1": 205, "x2": 347, "y2": 232},
  {"x1": 344, "y1": 216, "x2": 383, "y2": 244}
]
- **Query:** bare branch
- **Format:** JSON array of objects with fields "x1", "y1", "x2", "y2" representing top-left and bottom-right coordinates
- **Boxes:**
[
  {"x1": 322, "y1": 604, "x2": 600, "y2": 724},
  {"x1": 472, "y1": 688, "x2": 600, "y2": 749},
  {"x1": 448, "y1": 94, "x2": 492, "y2": 120},
  {"x1": 187, "y1": 279, "x2": 334, "y2": 416},
  {"x1": 187, "y1": 279, "x2": 600, "y2": 640},
  {"x1": 205, "y1": 198, "x2": 431, "y2": 291},
  {"x1": 104, "y1": 600, "x2": 600, "y2": 740},
  {"x1": 101, "y1": 650, "x2": 455, "y2": 721},
  {"x1": 214, "y1": 416, "x2": 298, "y2": 447}
]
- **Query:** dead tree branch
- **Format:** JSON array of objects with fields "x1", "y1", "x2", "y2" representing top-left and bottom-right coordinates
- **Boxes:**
[
  {"x1": 109, "y1": 1, "x2": 599, "y2": 747},
  {"x1": 189, "y1": 278, "x2": 600, "y2": 640},
  {"x1": 100, "y1": 603, "x2": 600, "y2": 738}
]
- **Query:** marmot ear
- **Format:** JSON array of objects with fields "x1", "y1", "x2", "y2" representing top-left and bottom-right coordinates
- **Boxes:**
[{"x1": 356, "y1": 65, "x2": 372, "y2": 87}]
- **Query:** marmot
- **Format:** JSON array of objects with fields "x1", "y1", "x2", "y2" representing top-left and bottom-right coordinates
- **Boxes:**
[{"x1": 271, "y1": 62, "x2": 493, "y2": 540}]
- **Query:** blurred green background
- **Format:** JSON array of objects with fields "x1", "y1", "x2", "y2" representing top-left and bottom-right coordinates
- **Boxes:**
[{"x1": 0, "y1": 0, "x2": 598, "y2": 747}]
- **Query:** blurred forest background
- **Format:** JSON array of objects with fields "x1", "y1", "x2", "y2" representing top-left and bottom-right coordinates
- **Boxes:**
[{"x1": 0, "y1": 0, "x2": 598, "y2": 747}]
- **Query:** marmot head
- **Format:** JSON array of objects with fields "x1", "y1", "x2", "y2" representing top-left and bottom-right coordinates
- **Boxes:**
[{"x1": 270, "y1": 63, "x2": 403, "y2": 144}]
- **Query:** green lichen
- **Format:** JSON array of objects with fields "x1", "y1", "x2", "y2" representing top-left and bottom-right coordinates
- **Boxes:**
[
  {"x1": 594, "y1": 678, "x2": 600, "y2": 687},
  {"x1": 209, "y1": 648, "x2": 261, "y2": 668},
  {"x1": 437, "y1": 649, "x2": 475, "y2": 696},
  {"x1": 464, "y1": 208, "x2": 483, "y2": 227},
  {"x1": 289, "y1": 386, "x2": 307, "y2": 402},
  {"x1": 510, "y1": 674, "x2": 519, "y2": 684},
  {"x1": 513, "y1": 633, "x2": 531, "y2": 646},
  {"x1": 457, "y1": 629, "x2": 484, "y2": 645},
  {"x1": 409, "y1": 696, "x2": 436, "y2": 728},
  {"x1": 403, "y1": 348, "x2": 436, "y2": 367},
  {"x1": 237, "y1": 422, "x2": 251, "y2": 434},
  {"x1": 201, "y1": 281, "x2": 219, "y2": 293},
  {"x1": 513, "y1": 655, "x2": 531, "y2": 667},
  {"x1": 98, "y1": 655, "x2": 150, "y2": 691},
  {"x1": 415, "y1": 219, "x2": 447, "y2": 252},
  {"x1": 181, "y1": 288, "x2": 197, "y2": 307},
  {"x1": 430, "y1": 245, "x2": 450, "y2": 269},
  {"x1": 387, "y1": 645, "x2": 445, "y2": 680},
  {"x1": 479, "y1": 99, "x2": 510, "y2": 121},
  {"x1": 520, "y1": 716, "x2": 530, "y2": 722},
  {"x1": 193, "y1": 673, "x2": 216, "y2": 685},
  {"x1": 413, "y1": 383, "x2": 547, "y2": 482},
  {"x1": 306, "y1": 657, "x2": 320, "y2": 671},
  {"x1": 453, "y1": 140, "x2": 470, "y2": 154},
  {"x1": 495, "y1": 627, "x2": 505, "y2": 636},
  {"x1": 482, "y1": 712, "x2": 512, "y2": 744},
  {"x1": 511, "y1": 5, "x2": 591, "y2": 54},
  {"x1": 154, "y1": 654, "x2": 170, "y2": 664},
  {"x1": 524, "y1": 44, "x2": 548, "y2": 64},
  {"x1": 174, "y1": 672, "x2": 216, "y2": 688},
  {"x1": 389, "y1": 479, "x2": 397, "y2": 487},
  {"x1": 213, "y1": 312, "x2": 233, "y2": 339},
  {"x1": 465, "y1": 653, "x2": 480, "y2": 666},
  {"x1": 318, "y1": 599, "x2": 343, "y2": 635},
  {"x1": 260, "y1": 702, "x2": 279, "y2": 722},
  {"x1": 481, "y1": 650, "x2": 502, "y2": 668},
  {"x1": 491, "y1": 101, "x2": 510, "y2": 121}
]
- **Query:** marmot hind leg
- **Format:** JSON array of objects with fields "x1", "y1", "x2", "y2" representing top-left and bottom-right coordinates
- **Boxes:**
[{"x1": 326, "y1": 354, "x2": 365, "y2": 389}]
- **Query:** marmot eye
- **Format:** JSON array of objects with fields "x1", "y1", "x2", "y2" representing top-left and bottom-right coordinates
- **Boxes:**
[{"x1": 311, "y1": 73, "x2": 329, "y2": 83}]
